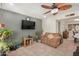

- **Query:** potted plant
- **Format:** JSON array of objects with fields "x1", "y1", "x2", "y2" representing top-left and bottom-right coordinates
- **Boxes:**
[
  {"x1": 8, "y1": 39, "x2": 20, "y2": 51},
  {"x1": 35, "y1": 31, "x2": 41, "y2": 42},
  {"x1": 7, "y1": 40, "x2": 16, "y2": 51},
  {"x1": 0, "y1": 28, "x2": 13, "y2": 55},
  {"x1": 0, "y1": 28, "x2": 13, "y2": 40},
  {"x1": 0, "y1": 41, "x2": 10, "y2": 56}
]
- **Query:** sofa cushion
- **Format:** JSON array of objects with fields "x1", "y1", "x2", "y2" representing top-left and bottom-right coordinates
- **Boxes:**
[{"x1": 47, "y1": 34, "x2": 54, "y2": 39}]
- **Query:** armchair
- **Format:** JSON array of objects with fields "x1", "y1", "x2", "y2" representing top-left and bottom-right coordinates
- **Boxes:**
[{"x1": 41, "y1": 32, "x2": 62, "y2": 48}]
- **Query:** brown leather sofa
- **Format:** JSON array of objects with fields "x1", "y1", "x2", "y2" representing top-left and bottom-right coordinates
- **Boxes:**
[{"x1": 41, "y1": 32, "x2": 62, "y2": 48}]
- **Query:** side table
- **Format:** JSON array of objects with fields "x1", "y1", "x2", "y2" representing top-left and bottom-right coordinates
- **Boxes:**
[{"x1": 22, "y1": 37, "x2": 33, "y2": 47}]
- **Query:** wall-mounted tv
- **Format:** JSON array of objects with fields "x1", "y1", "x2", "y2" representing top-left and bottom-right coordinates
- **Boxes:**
[{"x1": 21, "y1": 20, "x2": 35, "y2": 29}]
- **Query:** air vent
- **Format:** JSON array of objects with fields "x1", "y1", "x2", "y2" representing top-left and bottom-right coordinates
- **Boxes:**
[{"x1": 66, "y1": 13, "x2": 75, "y2": 17}]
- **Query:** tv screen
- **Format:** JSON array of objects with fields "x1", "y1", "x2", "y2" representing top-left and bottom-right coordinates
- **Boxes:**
[{"x1": 21, "y1": 20, "x2": 35, "y2": 29}]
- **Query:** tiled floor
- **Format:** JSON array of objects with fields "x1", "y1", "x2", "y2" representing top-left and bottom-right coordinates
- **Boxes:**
[{"x1": 7, "y1": 39, "x2": 79, "y2": 56}]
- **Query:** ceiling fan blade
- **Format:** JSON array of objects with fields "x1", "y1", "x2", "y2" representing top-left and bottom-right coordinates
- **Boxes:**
[
  {"x1": 44, "y1": 10, "x2": 51, "y2": 14},
  {"x1": 41, "y1": 5, "x2": 52, "y2": 9},
  {"x1": 56, "y1": 3, "x2": 72, "y2": 10}
]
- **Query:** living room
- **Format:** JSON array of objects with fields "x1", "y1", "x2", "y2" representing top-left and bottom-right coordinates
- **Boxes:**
[{"x1": 0, "y1": 3, "x2": 79, "y2": 56}]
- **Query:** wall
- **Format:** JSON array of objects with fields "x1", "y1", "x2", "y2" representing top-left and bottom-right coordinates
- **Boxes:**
[
  {"x1": 42, "y1": 16, "x2": 57, "y2": 33},
  {"x1": 0, "y1": 9, "x2": 42, "y2": 43},
  {"x1": 59, "y1": 20, "x2": 66, "y2": 34},
  {"x1": 0, "y1": 3, "x2": 1, "y2": 8}
]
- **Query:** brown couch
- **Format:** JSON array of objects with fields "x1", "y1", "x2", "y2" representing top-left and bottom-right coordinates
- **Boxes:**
[{"x1": 41, "y1": 32, "x2": 62, "y2": 48}]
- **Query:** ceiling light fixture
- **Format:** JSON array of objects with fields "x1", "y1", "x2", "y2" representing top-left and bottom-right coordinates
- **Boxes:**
[{"x1": 27, "y1": 18, "x2": 30, "y2": 21}]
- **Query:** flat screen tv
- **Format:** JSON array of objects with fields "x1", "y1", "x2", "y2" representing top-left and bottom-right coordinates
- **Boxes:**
[{"x1": 21, "y1": 20, "x2": 35, "y2": 29}]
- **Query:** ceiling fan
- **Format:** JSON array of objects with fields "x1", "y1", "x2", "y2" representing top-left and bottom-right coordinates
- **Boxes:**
[{"x1": 41, "y1": 3, "x2": 72, "y2": 15}]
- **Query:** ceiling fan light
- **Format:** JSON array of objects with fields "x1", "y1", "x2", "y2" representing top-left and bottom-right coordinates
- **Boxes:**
[{"x1": 51, "y1": 8, "x2": 58, "y2": 14}]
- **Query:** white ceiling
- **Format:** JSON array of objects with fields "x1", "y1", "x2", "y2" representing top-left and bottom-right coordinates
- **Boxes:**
[{"x1": 1, "y1": 3, "x2": 79, "y2": 20}]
